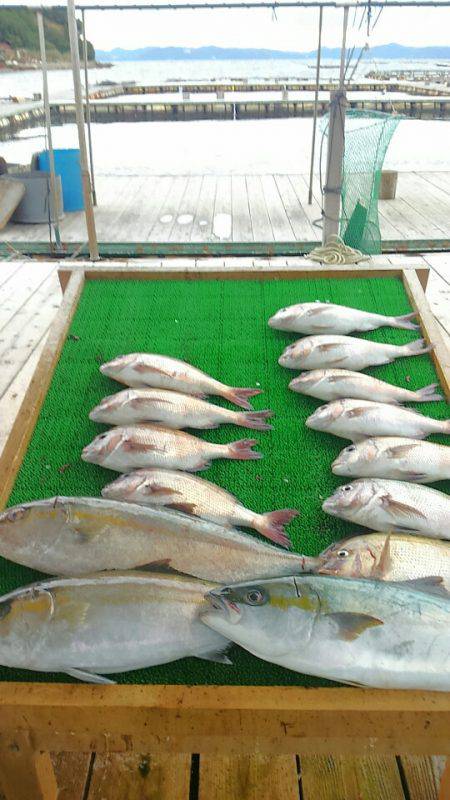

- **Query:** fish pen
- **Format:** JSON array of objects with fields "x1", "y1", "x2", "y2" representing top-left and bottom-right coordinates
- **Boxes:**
[{"x1": 0, "y1": 262, "x2": 449, "y2": 800}]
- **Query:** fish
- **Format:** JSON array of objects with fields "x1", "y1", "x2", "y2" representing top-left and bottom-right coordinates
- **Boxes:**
[
  {"x1": 289, "y1": 369, "x2": 442, "y2": 404},
  {"x1": 89, "y1": 388, "x2": 273, "y2": 431},
  {"x1": 278, "y1": 335, "x2": 432, "y2": 371},
  {"x1": 269, "y1": 302, "x2": 419, "y2": 335},
  {"x1": 82, "y1": 424, "x2": 262, "y2": 472},
  {"x1": 0, "y1": 571, "x2": 231, "y2": 684},
  {"x1": 100, "y1": 354, "x2": 261, "y2": 410},
  {"x1": 322, "y1": 478, "x2": 450, "y2": 539},
  {"x1": 315, "y1": 532, "x2": 450, "y2": 590},
  {"x1": 306, "y1": 399, "x2": 450, "y2": 442},
  {"x1": 102, "y1": 469, "x2": 299, "y2": 548},
  {"x1": 0, "y1": 496, "x2": 316, "y2": 580},
  {"x1": 201, "y1": 574, "x2": 450, "y2": 690},
  {"x1": 332, "y1": 437, "x2": 450, "y2": 483}
]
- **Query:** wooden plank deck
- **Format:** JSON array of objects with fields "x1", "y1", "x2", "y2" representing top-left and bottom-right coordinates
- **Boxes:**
[
  {"x1": 0, "y1": 253, "x2": 448, "y2": 798},
  {"x1": 1, "y1": 171, "x2": 450, "y2": 245}
]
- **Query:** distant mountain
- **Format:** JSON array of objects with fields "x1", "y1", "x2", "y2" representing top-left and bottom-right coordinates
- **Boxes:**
[{"x1": 96, "y1": 43, "x2": 450, "y2": 62}]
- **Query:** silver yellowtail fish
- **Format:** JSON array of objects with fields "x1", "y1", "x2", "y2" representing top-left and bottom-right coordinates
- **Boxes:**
[
  {"x1": 306, "y1": 399, "x2": 450, "y2": 442},
  {"x1": 269, "y1": 302, "x2": 418, "y2": 335},
  {"x1": 102, "y1": 468, "x2": 298, "y2": 548},
  {"x1": 322, "y1": 478, "x2": 450, "y2": 539},
  {"x1": 278, "y1": 335, "x2": 432, "y2": 371},
  {"x1": 201, "y1": 575, "x2": 450, "y2": 690},
  {"x1": 100, "y1": 354, "x2": 261, "y2": 410},
  {"x1": 315, "y1": 532, "x2": 450, "y2": 590},
  {"x1": 0, "y1": 497, "x2": 315, "y2": 579},
  {"x1": 289, "y1": 369, "x2": 442, "y2": 404},
  {"x1": 89, "y1": 388, "x2": 273, "y2": 431},
  {"x1": 82, "y1": 424, "x2": 262, "y2": 472},
  {"x1": 0, "y1": 571, "x2": 231, "y2": 684},
  {"x1": 332, "y1": 437, "x2": 450, "y2": 483}
]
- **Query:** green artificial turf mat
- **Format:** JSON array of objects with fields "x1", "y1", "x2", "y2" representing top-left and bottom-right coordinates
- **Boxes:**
[{"x1": 1, "y1": 275, "x2": 449, "y2": 686}]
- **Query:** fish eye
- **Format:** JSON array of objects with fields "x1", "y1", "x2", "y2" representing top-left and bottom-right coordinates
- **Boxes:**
[
  {"x1": 245, "y1": 588, "x2": 266, "y2": 606},
  {"x1": 345, "y1": 445, "x2": 356, "y2": 452},
  {"x1": 337, "y1": 549, "x2": 349, "y2": 558},
  {"x1": 97, "y1": 433, "x2": 108, "y2": 440},
  {"x1": 342, "y1": 485, "x2": 353, "y2": 492}
]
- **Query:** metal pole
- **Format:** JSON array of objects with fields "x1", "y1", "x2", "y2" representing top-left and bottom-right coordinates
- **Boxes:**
[
  {"x1": 322, "y1": 4, "x2": 348, "y2": 242},
  {"x1": 67, "y1": 0, "x2": 99, "y2": 260},
  {"x1": 36, "y1": 10, "x2": 62, "y2": 250},
  {"x1": 308, "y1": 5, "x2": 323, "y2": 205},
  {"x1": 82, "y1": 9, "x2": 97, "y2": 206},
  {"x1": 339, "y1": 4, "x2": 349, "y2": 88}
]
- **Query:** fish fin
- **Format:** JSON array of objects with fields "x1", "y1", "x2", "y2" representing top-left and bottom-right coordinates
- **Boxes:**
[
  {"x1": 371, "y1": 533, "x2": 391, "y2": 579},
  {"x1": 326, "y1": 612, "x2": 383, "y2": 641},
  {"x1": 393, "y1": 576, "x2": 450, "y2": 599},
  {"x1": 386, "y1": 443, "x2": 421, "y2": 459},
  {"x1": 253, "y1": 509, "x2": 299, "y2": 549},
  {"x1": 227, "y1": 439, "x2": 263, "y2": 461},
  {"x1": 240, "y1": 410, "x2": 274, "y2": 431},
  {"x1": 191, "y1": 461, "x2": 212, "y2": 472},
  {"x1": 65, "y1": 668, "x2": 116, "y2": 685},
  {"x1": 223, "y1": 387, "x2": 262, "y2": 411},
  {"x1": 402, "y1": 472, "x2": 428, "y2": 483},
  {"x1": 123, "y1": 440, "x2": 160, "y2": 453},
  {"x1": 133, "y1": 363, "x2": 174, "y2": 378},
  {"x1": 402, "y1": 338, "x2": 434, "y2": 357},
  {"x1": 380, "y1": 494, "x2": 428, "y2": 520},
  {"x1": 167, "y1": 501, "x2": 197, "y2": 515},
  {"x1": 306, "y1": 306, "x2": 327, "y2": 317},
  {"x1": 138, "y1": 558, "x2": 172, "y2": 571},
  {"x1": 130, "y1": 396, "x2": 173, "y2": 408},
  {"x1": 198, "y1": 645, "x2": 233, "y2": 665},
  {"x1": 141, "y1": 484, "x2": 180, "y2": 497},
  {"x1": 345, "y1": 407, "x2": 369, "y2": 418},
  {"x1": 392, "y1": 312, "x2": 420, "y2": 331},
  {"x1": 415, "y1": 383, "x2": 443, "y2": 402},
  {"x1": 317, "y1": 343, "x2": 340, "y2": 352}
]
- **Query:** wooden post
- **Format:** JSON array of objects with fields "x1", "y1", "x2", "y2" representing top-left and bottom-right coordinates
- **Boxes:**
[
  {"x1": 81, "y1": 9, "x2": 97, "y2": 206},
  {"x1": 322, "y1": 5, "x2": 348, "y2": 243},
  {"x1": 308, "y1": 6, "x2": 323, "y2": 205},
  {"x1": 66, "y1": 0, "x2": 99, "y2": 261},
  {"x1": 36, "y1": 10, "x2": 62, "y2": 250},
  {"x1": 0, "y1": 738, "x2": 57, "y2": 800}
]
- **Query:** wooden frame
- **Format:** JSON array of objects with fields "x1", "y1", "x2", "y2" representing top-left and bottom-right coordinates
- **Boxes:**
[{"x1": 0, "y1": 261, "x2": 449, "y2": 799}]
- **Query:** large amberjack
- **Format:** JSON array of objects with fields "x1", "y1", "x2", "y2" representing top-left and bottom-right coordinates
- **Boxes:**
[
  {"x1": 0, "y1": 497, "x2": 316, "y2": 579},
  {"x1": 0, "y1": 571, "x2": 231, "y2": 684},
  {"x1": 202, "y1": 574, "x2": 450, "y2": 690}
]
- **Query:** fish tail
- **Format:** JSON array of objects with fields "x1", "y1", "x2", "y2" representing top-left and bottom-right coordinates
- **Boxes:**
[
  {"x1": 223, "y1": 387, "x2": 262, "y2": 410},
  {"x1": 391, "y1": 311, "x2": 420, "y2": 330},
  {"x1": 402, "y1": 338, "x2": 434, "y2": 357},
  {"x1": 415, "y1": 382, "x2": 444, "y2": 403},
  {"x1": 226, "y1": 438, "x2": 263, "y2": 460},
  {"x1": 238, "y1": 410, "x2": 274, "y2": 431},
  {"x1": 253, "y1": 509, "x2": 299, "y2": 548}
]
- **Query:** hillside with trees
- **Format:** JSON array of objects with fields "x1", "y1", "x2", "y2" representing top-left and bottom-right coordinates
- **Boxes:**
[{"x1": 0, "y1": 7, "x2": 94, "y2": 65}]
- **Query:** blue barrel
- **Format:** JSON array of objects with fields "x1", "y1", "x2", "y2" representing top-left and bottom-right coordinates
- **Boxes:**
[{"x1": 37, "y1": 149, "x2": 84, "y2": 211}]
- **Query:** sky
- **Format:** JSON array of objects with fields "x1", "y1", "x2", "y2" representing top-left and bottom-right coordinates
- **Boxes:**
[{"x1": 3, "y1": 1, "x2": 450, "y2": 50}]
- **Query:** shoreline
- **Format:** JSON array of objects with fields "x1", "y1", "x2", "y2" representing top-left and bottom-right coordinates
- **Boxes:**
[{"x1": 0, "y1": 61, "x2": 111, "y2": 73}]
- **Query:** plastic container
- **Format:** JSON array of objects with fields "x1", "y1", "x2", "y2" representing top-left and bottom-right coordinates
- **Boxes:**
[{"x1": 37, "y1": 149, "x2": 84, "y2": 211}]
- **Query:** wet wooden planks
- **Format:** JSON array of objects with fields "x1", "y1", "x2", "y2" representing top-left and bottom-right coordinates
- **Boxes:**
[
  {"x1": 1, "y1": 171, "x2": 450, "y2": 245},
  {"x1": 50, "y1": 752, "x2": 445, "y2": 799}
]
